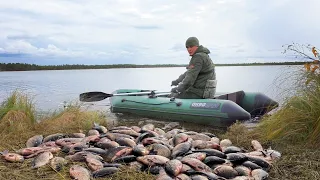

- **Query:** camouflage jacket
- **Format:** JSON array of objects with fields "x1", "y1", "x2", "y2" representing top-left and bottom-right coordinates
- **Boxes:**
[{"x1": 172, "y1": 45, "x2": 216, "y2": 97}]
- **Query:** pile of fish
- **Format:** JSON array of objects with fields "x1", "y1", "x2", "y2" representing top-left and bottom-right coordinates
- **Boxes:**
[{"x1": 0, "y1": 122, "x2": 281, "y2": 180}]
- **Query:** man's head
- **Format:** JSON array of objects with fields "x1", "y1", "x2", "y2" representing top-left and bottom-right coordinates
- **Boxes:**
[{"x1": 185, "y1": 37, "x2": 199, "y2": 56}]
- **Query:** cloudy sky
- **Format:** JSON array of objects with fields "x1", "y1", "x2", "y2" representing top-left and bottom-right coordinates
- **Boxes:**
[{"x1": 0, "y1": 0, "x2": 319, "y2": 65}]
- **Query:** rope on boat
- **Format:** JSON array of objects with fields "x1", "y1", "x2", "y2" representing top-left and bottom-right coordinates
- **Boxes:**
[{"x1": 121, "y1": 99, "x2": 182, "y2": 106}]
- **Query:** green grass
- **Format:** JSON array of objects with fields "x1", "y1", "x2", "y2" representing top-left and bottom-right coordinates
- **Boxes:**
[
  {"x1": 0, "y1": 90, "x2": 36, "y2": 124},
  {"x1": 257, "y1": 71, "x2": 320, "y2": 144}
]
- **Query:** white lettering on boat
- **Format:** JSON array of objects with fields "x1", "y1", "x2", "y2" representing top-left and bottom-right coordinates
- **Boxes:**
[{"x1": 190, "y1": 102, "x2": 221, "y2": 109}]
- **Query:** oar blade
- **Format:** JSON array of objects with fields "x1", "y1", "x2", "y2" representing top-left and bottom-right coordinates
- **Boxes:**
[{"x1": 79, "y1": 92, "x2": 112, "y2": 102}]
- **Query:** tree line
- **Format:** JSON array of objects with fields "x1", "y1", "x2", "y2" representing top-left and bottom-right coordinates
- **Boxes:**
[{"x1": 0, "y1": 62, "x2": 305, "y2": 71}]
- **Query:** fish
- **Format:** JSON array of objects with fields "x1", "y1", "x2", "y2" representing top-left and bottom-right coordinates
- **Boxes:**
[
  {"x1": 246, "y1": 156, "x2": 271, "y2": 170},
  {"x1": 109, "y1": 129, "x2": 140, "y2": 137},
  {"x1": 211, "y1": 137, "x2": 220, "y2": 144},
  {"x1": 182, "y1": 152, "x2": 206, "y2": 161},
  {"x1": 192, "y1": 149, "x2": 226, "y2": 159},
  {"x1": 154, "y1": 128, "x2": 166, "y2": 136},
  {"x1": 192, "y1": 140, "x2": 221, "y2": 150},
  {"x1": 251, "y1": 140, "x2": 263, "y2": 151},
  {"x1": 188, "y1": 133, "x2": 211, "y2": 141},
  {"x1": 50, "y1": 157, "x2": 68, "y2": 171},
  {"x1": 184, "y1": 170, "x2": 221, "y2": 180},
  {"x1": 132, "y1": 144, "x2": 150, "y2": 156},
  {"x1": 55, "y1": 138, "x2": 83, "y2": 146},
  {"x1": 93, "y1": 122, "x2": 108, "y2": 133},
  {"x1": 96, "y1": 140, "x2": 120, "y2": 150},
  {"x1": 26, "y1": 135, "x2": 43, "y2": 147},
  {"x1": 171, "y1": 141, "x2": 192, "y2": 158},
  {"x1": 165, "y1": 129, "x2": 184, "y2": 139},
  {"x1": 181, "y1": 158, "x2": 211, "y2": 172},
  {"x1": 176, "y1": 173, "x2": 192, "y2": 180},
  {"x1": 0, "y1": 150, "x2": 24, "y2": 163},
  {"x1": 203, "y1": 156, "x2": 226, "y2": 166},
  {"x1": 31, "y1": 151, "x2": 53, "y2": 169},
  {"x1": 113, "y1": 155, "x2": 137, "y2": 163},
  {"x1": 165, "y1": 159, "x2": 183, "y2": 176},
  {"x1": 213, "y1": 165, "x2": 238, "y2": 179},
  {"x1": 241, "y1": 161, "x2": 262, "y2": 170},
  {"x1": 223, "y1": 146, "x2": 243, "y2": 154},
  {"x1": 156, "y1": 167, "x2": 174, "y2": 180},
  {"x1": 266, "y1": 149, "x2": 281, "y2": 160},
  {"x1": 83, "y1": 147, "x2": 108, "y2": 155},
  {"x1": 92, "y1": 167, "x2": 119, "y2": 178},
  {"x1": 231, "y1": 176, "x2": 251, "y2": 180},
  {"x1": 202, "y1": 132, "x2": 216, "y2": 138},
  {"x1": 104, "y1": 146, "x2": 133, "y2": 162},
  {"x1": 147, "y1": 143, "x2": 171, "y2": 158},
  {"x1": 38, "y1": 141, "x2": 60, "y2": 148},
  {"x1": 65, "y1": 151, "x2": 103, "y2": 162},
  {"x1": 16, "y1": 147, "x2": 44, "y2": 156},
  {"x1": 251, "y1": 169, "x2": 269, "y2": 180},
  {"x1": 137, "y1": 155, "x2": 170, "y2": 166},
  {"x1": 131, "y1": 126, "x2": 141, "y2": 133},
  {"x1": 69, "y1": 165, "x2": 91, "y2": 180},
  {"x1": 102, "y1": 132, "x2": 135, "y2": 141},
  {"x1": 173, "y1": 133, "x2": 189, "y2": 146},
  {"x1": 115, "y1": 137, "x2": 136, "y2": 148},
  {"x1": 163, "y1": 122, "x2": 179, "y2": 130},
  {"x1": 136, "y1": 131, "x2": 157, "y2": 144},
  {"x1": 88, "y1": 129, "x2": 100, "y2": 136},
  {"x1": 227, "y1": 153, "x2": 248, "y2": 164},
  {"x1": 86, "y1": 157, "x2": 104, "y2": 171},
  {"x1": 146, "y1": 165, "x2": 163, "y2": 175},
  {"x1": 141, "y1": 123, "x2": 155, "y2": 132},
  {"x1": 189, "y1": 175, "x2": 208, "y2": 180},
  {"x1": 180, "y1": 163, "x2": 193, "y2": 173},
  {"x1": 43, "y1": 133, "x2": 64, "y2": 143},
  {"x1": 220, "y1": 139, "x2": 232, "y2": 149},
  {"x1": 234, "y1": 165, "x2": 251, "y2": 176}
]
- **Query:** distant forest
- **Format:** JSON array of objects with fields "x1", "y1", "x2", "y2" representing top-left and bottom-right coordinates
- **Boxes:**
[{"x1": 0, "y1": 62, "x2": 305, "y2": 71}]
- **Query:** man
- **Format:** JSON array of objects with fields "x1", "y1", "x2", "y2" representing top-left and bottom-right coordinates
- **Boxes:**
[{"x1": 170, "y1": 37, "x2": 217, "y2": 99}]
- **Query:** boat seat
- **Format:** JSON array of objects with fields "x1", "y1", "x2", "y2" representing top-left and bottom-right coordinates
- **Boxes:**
[{"x1": 214, "y1": 90, "x2": 245, "y2": 105}]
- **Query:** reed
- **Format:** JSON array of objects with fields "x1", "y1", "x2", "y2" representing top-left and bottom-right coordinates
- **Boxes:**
[{"x1": 257, "y1": 70, "x2": 320, "y2": 144}]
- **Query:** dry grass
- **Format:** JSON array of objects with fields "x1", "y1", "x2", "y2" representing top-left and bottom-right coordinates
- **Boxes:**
[{"x1": 256, "y1": 70, "x2": 320, "y2": 144}]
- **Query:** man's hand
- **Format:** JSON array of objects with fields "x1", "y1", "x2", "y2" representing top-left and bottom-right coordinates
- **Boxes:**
[
  {"x1": 171, "y1": 87, "x2": 179, "y2": 93},
  {"x1": 171, "y1": 80, "x2": 178, "y2": 86}
]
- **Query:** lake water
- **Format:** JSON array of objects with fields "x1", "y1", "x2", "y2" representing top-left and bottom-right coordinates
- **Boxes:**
[{"x1": 0, "y1": 65, "x2": 301, "y2": 131}]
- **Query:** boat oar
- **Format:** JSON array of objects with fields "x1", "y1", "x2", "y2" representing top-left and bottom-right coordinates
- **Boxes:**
[{"x1": 79, "y1": 91, "x2": 169, "y2": 102}]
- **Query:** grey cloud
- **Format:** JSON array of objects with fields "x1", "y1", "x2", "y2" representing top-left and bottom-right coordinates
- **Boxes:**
[{"x1": 133, "y1": 25, "x2": 162, "y2": 30}]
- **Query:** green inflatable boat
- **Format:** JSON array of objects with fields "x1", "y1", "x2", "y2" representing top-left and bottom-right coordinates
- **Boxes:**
[{"x1": 107, "y1": 89, "x2": 278, "y2": 127}]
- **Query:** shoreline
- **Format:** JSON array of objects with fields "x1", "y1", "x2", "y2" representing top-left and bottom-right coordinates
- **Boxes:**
[{"x1": 0, "y1": 62, "x2": 303, "y2": 72}]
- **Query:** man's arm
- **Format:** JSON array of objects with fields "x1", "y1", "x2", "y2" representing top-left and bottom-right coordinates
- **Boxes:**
[
  {"x1": 172, "y1": 72, "x2": 187, "y2": 86},
  {"x1": 176, "y1": 54, "x2": 203, "y2": 92}
]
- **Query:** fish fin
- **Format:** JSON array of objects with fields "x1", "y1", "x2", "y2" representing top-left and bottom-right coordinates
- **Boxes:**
[
  {"x1": 261, "y1": 150, "x2": 267, "y2": 157},
  {"x1": 0, "y1": 150, "x2": 9, "y2": 155}
]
